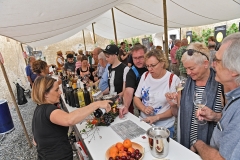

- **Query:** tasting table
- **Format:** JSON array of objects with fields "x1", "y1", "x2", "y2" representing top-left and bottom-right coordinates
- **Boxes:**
[{"x1": 60, "y1": 93, "x2": 202, "y2": 160}]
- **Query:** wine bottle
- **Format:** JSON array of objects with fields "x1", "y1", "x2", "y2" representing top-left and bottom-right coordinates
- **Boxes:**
[
  {"x1": 65, "y1": 84, "x2": 70, "y2": 104},
  {"x1": 93, "y1": 95, "x2": 119, "y2": 118},
  {"x1": 83, "y1": 84, "x2": 91, "y2": 105},
  {"x1": 72, "y1": 84, "x2": 80, "y2": 108},
  {"x1": 77, "y1": 87, "x2": 85, "y2": 107}
]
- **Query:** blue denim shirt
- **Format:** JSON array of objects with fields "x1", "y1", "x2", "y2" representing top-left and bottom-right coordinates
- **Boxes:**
[
  {"x1": 98, "y1": 63, "x2": 110, "y2": 92},
  {"x1": 210, "y1": 86, "x2": 240, "y2": 160}
]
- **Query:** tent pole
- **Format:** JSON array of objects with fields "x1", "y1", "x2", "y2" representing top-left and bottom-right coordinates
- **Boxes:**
[
  {"x1": 163, "y1": 0, "x2": 169, "y2": 60},
  {"x1": 20, "y1": 43, "x2": 27, "y2": 65},
  {"x1": 180, "y1": 28, "x2": 182, "y2": 40},
  {"x1": 0, "y1": 61, "x2": 32, "y2": 148},
  {"x1": 111, "y1": 8, "x2": 118, "y2": 45},
  {"x1": 82, "y1": 30, "x2": 86, "y2": 51},
  {"x1": 92, "y1": 23, "x2": 96, "y2": 45}
]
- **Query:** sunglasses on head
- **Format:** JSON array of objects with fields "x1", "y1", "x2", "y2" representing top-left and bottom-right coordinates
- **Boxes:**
[{"x1": 182, "y1": 49, "x2": 209, "y2": 61}]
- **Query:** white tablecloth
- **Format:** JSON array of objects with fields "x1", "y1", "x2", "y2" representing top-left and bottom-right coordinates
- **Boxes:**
[{"x1": 53, "y1": 75, "x2": 201, "y2": 160}]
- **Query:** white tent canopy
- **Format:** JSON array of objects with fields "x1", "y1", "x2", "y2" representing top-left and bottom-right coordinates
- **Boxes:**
[{"x1": 0, "y1": 0, "x2": 239, "y2": 47}]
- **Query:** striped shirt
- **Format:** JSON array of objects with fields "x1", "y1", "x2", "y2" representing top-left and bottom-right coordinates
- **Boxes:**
[{"x1": 190, "y1": 84, "x2": 223, "y2": 143}]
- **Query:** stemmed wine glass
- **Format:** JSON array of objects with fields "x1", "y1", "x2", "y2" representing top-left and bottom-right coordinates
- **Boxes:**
[
  {"x1": 147, "y1": 93, "x2": 155, "y2": 115},
  {"x1": 171, "y1": 76, "x2": 187, "y2": 104},
  {"x1": 117, "y1": 96, "x2": 127, "y2": 120},
  {"x1": 193, "y1": 90, "x2": 207, "y2": 125}
]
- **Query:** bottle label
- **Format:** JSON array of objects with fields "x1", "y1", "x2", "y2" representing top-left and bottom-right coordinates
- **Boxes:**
[{"x1": 99, "y1": 108, "x2": 106, "y2": 115}]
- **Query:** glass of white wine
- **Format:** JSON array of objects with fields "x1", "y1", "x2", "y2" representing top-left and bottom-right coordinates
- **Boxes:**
[
  {"x1": 171, "y1": 76, "x2": 186, "y2": 104},
  {"x1": 193, "y1": 90, "x2": 207, "y2": 125},
  {"x1": 147, "y1": 93, "x2": 155, "y2": 116},
  {"x1": 117, "y1": 96, "x2": 127, "y2": 120}
]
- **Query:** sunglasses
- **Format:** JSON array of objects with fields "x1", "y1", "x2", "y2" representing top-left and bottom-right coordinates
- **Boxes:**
[{"x1": 183, "y1": 49, "x2": 209, "y2": 61}]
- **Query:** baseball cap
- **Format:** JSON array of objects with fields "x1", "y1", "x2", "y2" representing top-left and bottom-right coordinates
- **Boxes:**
[{"x1": 103, "y1": 44, "x2": 119, "y2": 55}]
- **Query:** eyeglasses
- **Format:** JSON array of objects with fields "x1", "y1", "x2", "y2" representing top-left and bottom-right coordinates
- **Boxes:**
[
  {"x1": 213, "y1": 55, "x2": 222, "y2": 63},
  {"x1": 183, "y1": 49, "x2": 209, "y2": 61},
  {"x1": 132, "y1": 56, "x2": 144, "y2": 61},
  {"x1": 146, "y1": 61, "x2": 160, "y2": 69}
]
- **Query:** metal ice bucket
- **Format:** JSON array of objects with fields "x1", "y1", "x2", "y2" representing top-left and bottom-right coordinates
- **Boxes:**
[{"x1": 146, "y1": 126, "x2": 170, "y2": 158}]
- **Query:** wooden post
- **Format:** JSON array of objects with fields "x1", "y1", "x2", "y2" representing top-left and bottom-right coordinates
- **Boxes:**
[
  {"x1": 92, "y1": 23, "x2": 96, "y2": 45},
  {"x1": 163, "y1": 0, "x2": 169, "y2": 60},
  {"x1": 82, "y1": 30, "x2": 86, "y2": 51},
  {"x1": 180, "y1": 28, "x2": 182, "y2": 40},
  {"x1": 111, "y1": 8, "x2": 118, "y2": 45},
  {"x1": 0, "y1": 61, "x2": 32, "y2": 148},
  {"x1": 20, "y1": 43, "x2": 27, "y2": 65}
]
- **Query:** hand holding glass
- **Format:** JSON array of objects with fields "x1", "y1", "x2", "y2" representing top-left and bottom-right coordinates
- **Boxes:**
[
  {"x1": 147, "y1": 94, "x2": 155, "y2": 115},
  {"x1": 193, "y1": 90, "x2": 207, "y2": 125},
  {"x1": 171, "y1": 76, "x2": 186, "y2": 104},
  {"x1": 117, "y1": 96, "x2": 127, "y2": 120}
]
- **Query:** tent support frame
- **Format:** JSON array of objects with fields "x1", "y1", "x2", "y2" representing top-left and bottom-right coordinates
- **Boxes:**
[{"x1": 0, "y1": 60, "x2": 32, "y2": 148}]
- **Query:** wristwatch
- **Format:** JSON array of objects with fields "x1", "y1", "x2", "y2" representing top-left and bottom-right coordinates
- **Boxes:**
[{"x1": 191, "y1": 139, "x2": 198, "y2": 148}]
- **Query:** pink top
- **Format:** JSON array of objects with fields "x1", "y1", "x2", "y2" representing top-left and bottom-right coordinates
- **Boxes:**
[
  {"x1": 170, "y1": 45, "x2": 179, "y2": 64},
  {"x1": 75, "y1": 61, "x2": 82, "y2": 71}
]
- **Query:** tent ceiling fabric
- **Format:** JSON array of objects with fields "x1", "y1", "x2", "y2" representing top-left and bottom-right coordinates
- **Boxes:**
[
  {"x1": 86, "y1": 8, "x2": 175, "y2": 40},
  {"x1": 0, "y1": 0, "x2": 122, "y2": 47},
  {"x1": 0, "y1": 0, "x2": 240, "y2": 47}
]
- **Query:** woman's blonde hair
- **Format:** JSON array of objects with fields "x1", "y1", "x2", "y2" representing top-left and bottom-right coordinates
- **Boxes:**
[
  {"x1": 181, "y1": 42, "x2": 209, "y2": 65},
  {"x1": 145, "y1": 49, "x2": 169, "y2": 69},
  {"x1": 31, "y1": 76, "x2": 56, "y2": 104}
]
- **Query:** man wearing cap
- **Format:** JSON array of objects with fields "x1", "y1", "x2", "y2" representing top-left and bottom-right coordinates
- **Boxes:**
[
  {"x1": 103, "y1": 44, "x2": 129, "y2": 95},
  {"x1": 64, "y1": 54, "x2": 76, "y2": 72}
]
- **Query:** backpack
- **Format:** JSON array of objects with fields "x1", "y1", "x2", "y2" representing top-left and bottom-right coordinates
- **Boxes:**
[
  {"x1": 131, "y1": 66, "x2": 140, "y2": 81},
  {"x1": 16, "y1": 83, "x2": 28, "y2": 105}
]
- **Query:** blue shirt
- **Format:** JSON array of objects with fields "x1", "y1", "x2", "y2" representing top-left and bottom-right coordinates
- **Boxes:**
[
  {"x1": 99, "y1": 63, "x2": 110, "y2": 92},
  {"x1": 210, "y1": 86, "x2": 240, "y2": 160},
  {"x1": 97, "y1": 63, "x2": 105, "y2": 78},
  {"x1": 25, "y1": 65, "x2": 37, "y2": 82}
]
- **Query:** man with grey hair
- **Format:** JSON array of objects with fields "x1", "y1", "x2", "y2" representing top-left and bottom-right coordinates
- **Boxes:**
[
  {"x1": 208, "y1": 41, "x2": 216, "y2": 66},
  {"x1": 191, "y1": 33, "x2": 240, "y2": 160},
  {"x1": 170, "y1": 39, "x2": 181, "y2": 76},
  {"x1": 97, "y1": 52, "x2": 110, "y2": 94}
]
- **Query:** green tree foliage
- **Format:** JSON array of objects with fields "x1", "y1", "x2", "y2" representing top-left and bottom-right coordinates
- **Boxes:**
[
  {"x1": 192, "y1": 31, "x2": 203, "y2": 43},
  {"x1": 202, "y1": 29, "x2": 214, "y2": 45},
  {"x1": 110, "y1": 40, "x2": 115, "y2": 45},
  {"x1": 149, "y1": 35, "x2": 153, "y2": 43},
  {"x1": 227, "y1": 23, "x2": 239, "y2": 35},
  {"x1": 131, "y1": 37, "x2": 140, "y2": 45}
]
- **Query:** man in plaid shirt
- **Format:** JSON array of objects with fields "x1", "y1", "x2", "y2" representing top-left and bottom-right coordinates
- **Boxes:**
[{"x1": 176, "y1": 39, "x2": 188, "y2": 77}]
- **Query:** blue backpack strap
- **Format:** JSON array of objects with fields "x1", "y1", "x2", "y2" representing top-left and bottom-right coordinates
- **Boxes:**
[{"x1": 131, "y1": 66, "x2": 140, "y2": 80}]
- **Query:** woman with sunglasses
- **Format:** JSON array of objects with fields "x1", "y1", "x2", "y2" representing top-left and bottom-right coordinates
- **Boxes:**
[
  {"x1": 134, "y1": 49, "x2": 180, "y2": 138},
  {"x1": 166, "y1": 42, "x2": 224, "y2": 149}
]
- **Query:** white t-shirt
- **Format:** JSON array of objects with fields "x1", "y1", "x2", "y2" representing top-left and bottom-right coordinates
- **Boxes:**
[{"x1": 135, "y1": 71, "x2": 180, "y2": 128}]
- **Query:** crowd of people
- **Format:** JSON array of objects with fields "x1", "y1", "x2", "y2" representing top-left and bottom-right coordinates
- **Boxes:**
[{"x1": 26, "y1": 32, "x2": 240, "y2": 160}]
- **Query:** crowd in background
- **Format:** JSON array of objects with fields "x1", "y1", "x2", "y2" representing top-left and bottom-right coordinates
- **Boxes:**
[{"x1": 26, "y1": 32, "x2": 240, "y2": 160}]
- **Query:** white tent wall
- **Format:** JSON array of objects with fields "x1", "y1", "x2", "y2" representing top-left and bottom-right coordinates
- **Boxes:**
[
  {"x1": 35, "y1": 29, "x2": 111, "y2": 66},
  {"x1": 0, "y1": 36, "x2": 28, "y2": 106}
]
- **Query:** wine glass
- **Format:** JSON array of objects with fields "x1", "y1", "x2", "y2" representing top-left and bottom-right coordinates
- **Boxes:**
[
  {"x1": 193, "y1": 90, "x2": 207, "y2": 125},
  {"x1": 147, "y1": 93, "x2": 155, "y2": 115},
  {"x1": 171, "y1": 76, "x2": 187, "y2": 104},
  {"x1": 117, "y1": 96, "x2": 127, "y2": 120}
]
